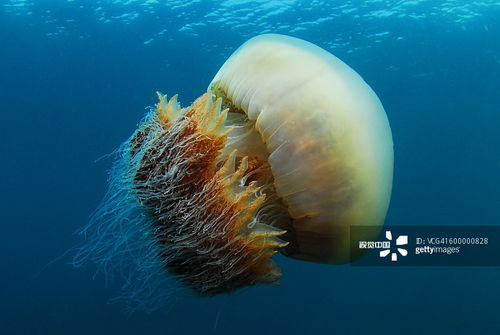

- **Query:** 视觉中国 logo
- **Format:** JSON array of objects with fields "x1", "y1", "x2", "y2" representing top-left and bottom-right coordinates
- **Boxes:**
[{"x1": 380, "y1": 231, "x2": 408, "y2": 261}]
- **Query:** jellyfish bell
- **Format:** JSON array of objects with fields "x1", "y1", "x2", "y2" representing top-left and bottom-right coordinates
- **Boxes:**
[
  {"x1": 209, "y1": 34, "x2": 393, "y2": 264},
  {"x1": 73, "y1": 34, "x2": 393, "y2": 310}
]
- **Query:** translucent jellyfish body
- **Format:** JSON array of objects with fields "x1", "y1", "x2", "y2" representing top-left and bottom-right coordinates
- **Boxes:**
[{"x1": 73, "y1": 34, "x2": 393, "y2": 311}]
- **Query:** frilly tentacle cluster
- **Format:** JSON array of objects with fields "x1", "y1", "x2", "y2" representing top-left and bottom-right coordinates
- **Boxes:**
[
  {"x1": 74, "y1": 91, "x2": 289, "y2": 309},
  {"x1": 133, "y1": 92, "x2": 288, "y2": 294}
]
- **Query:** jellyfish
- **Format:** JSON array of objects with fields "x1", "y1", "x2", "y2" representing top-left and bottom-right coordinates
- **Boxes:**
[{"x1": 73, "y1": 34, "x2": 393, "y2": 311}]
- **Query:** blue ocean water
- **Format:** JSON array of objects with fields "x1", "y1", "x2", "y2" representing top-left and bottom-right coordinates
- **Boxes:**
[{"x1": 1, "y1": 0, "x2": 499, "y2": 334}]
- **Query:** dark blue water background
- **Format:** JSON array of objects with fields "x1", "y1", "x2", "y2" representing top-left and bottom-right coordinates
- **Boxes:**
[{"x1": 1, "y1": 1, "x2": 499, "y2": 334}]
